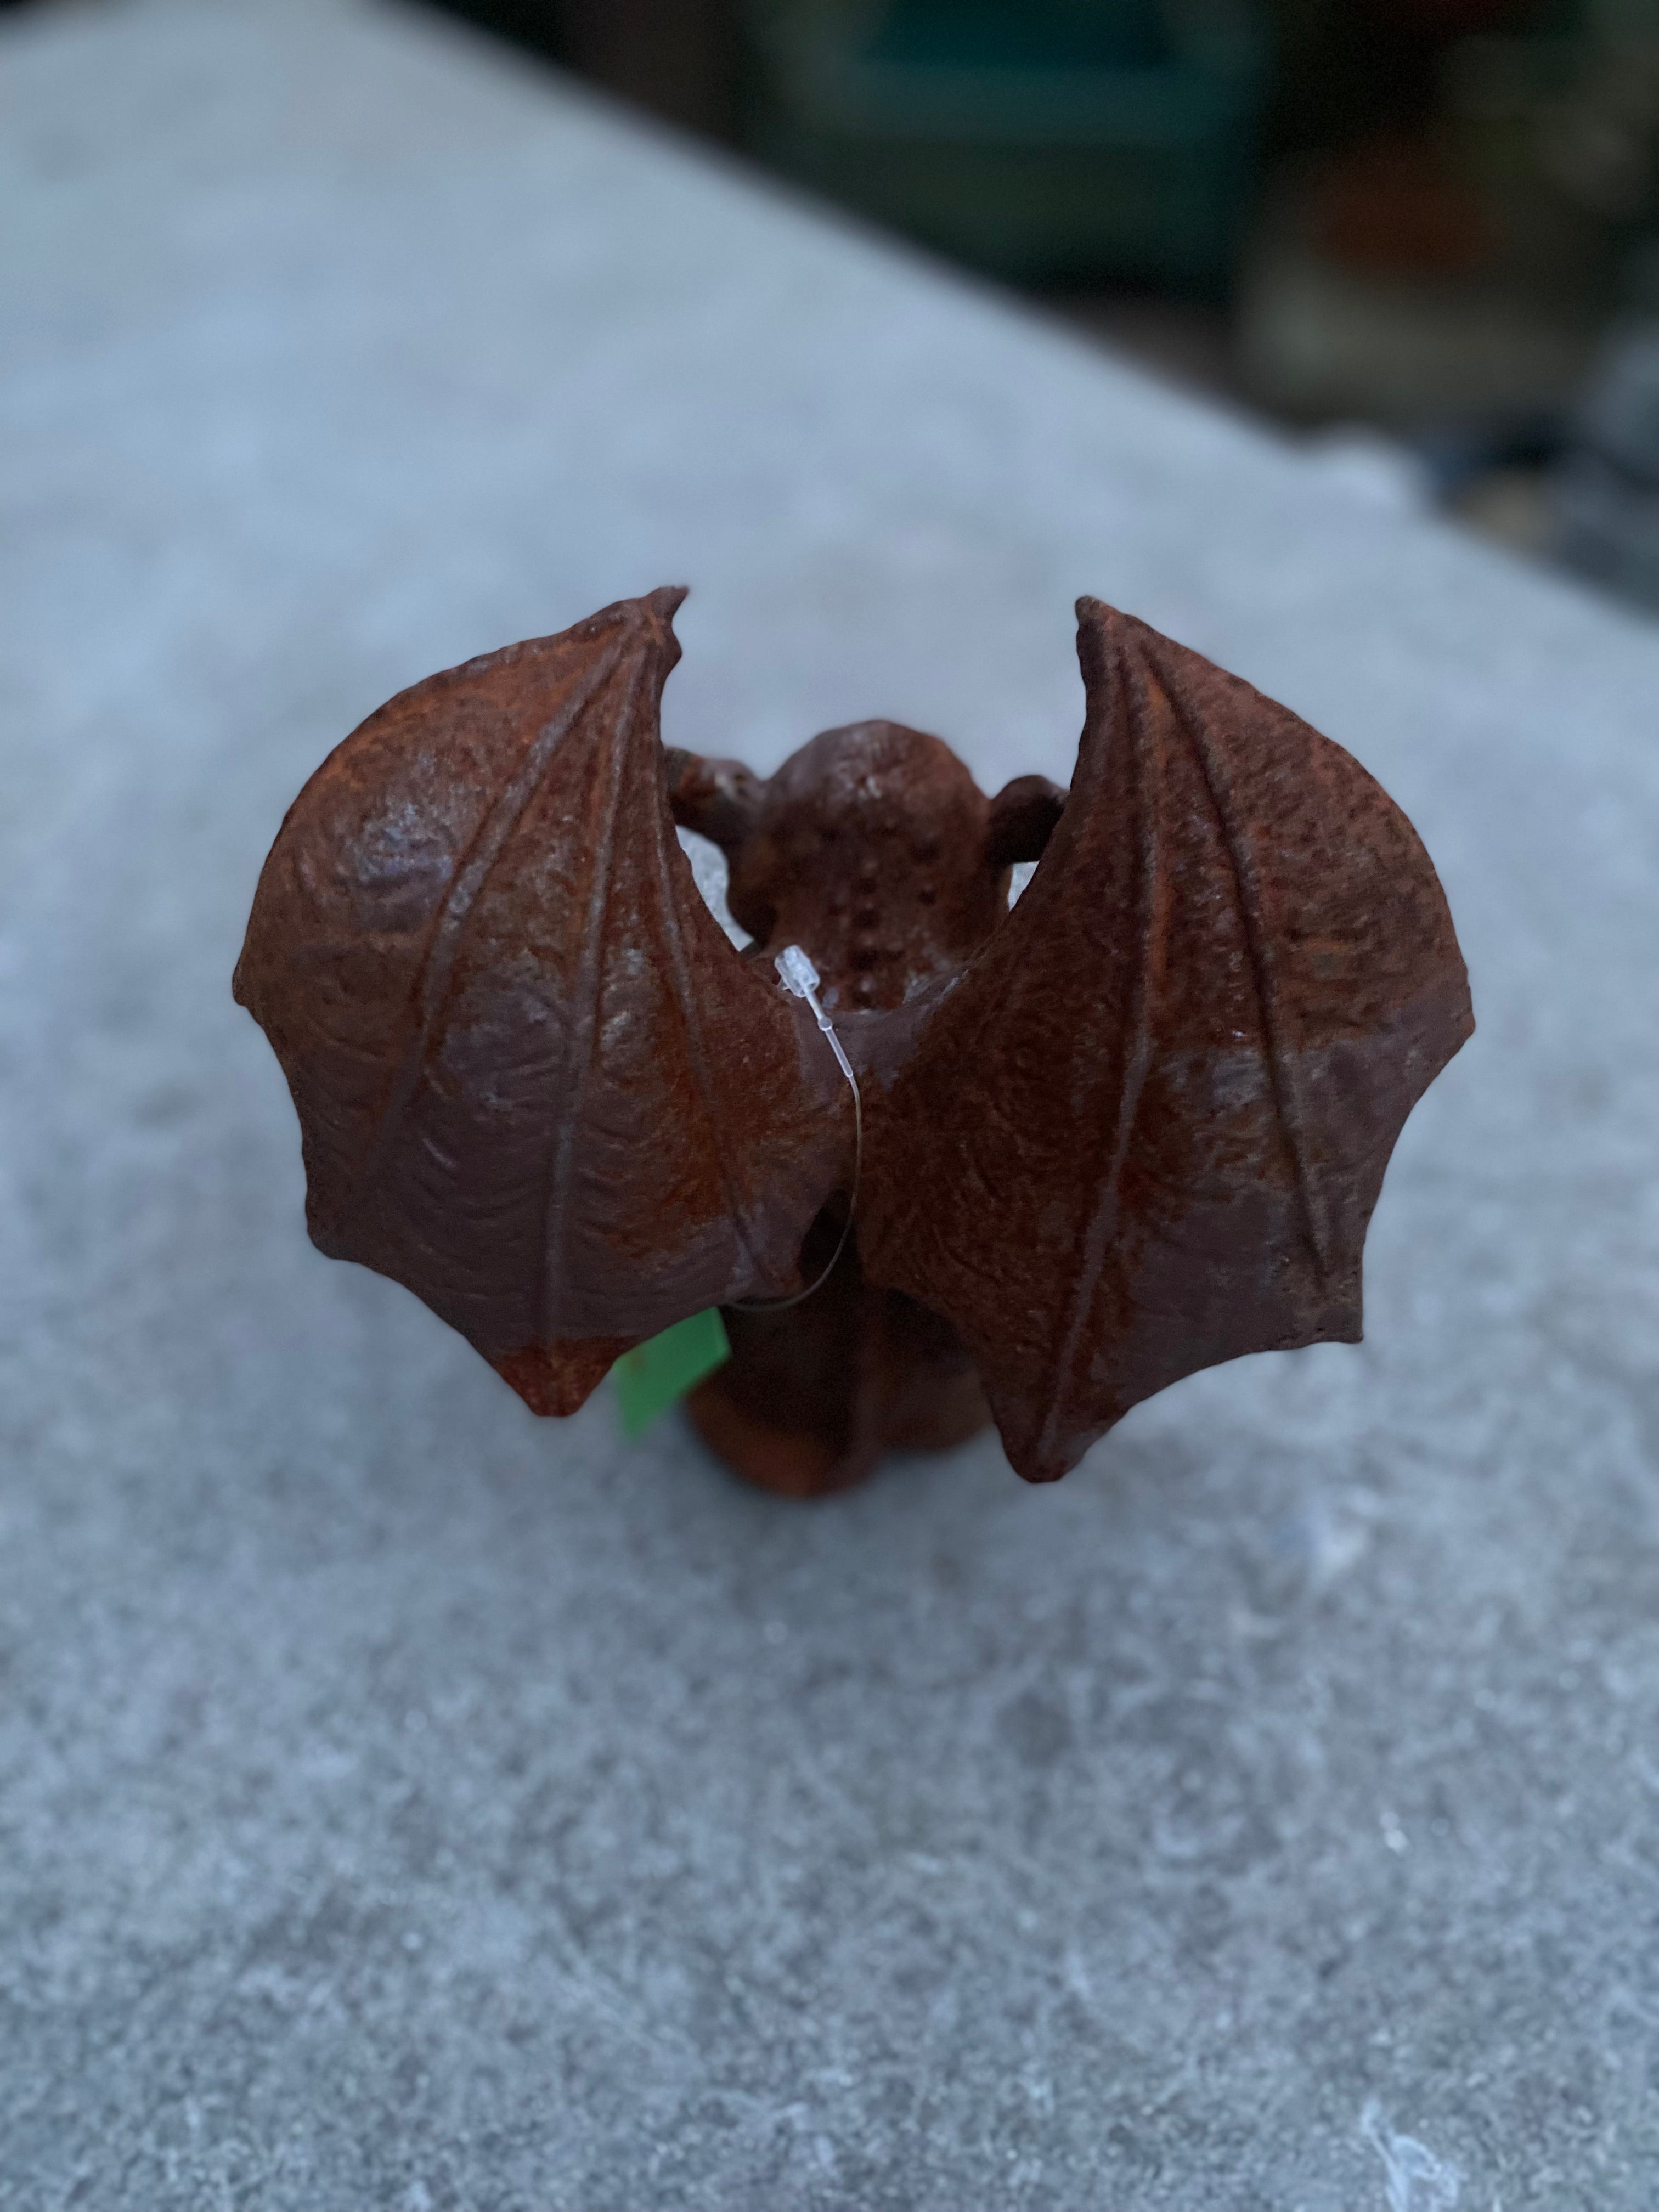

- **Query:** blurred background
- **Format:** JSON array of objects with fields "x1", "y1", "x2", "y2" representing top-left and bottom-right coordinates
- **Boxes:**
[{"x1": 410, "y1": 0, "x2": 1659, "y2": 611}]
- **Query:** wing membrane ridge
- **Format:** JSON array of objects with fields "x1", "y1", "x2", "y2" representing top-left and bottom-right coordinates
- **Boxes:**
[
  {"x1": 535, "y1": 637, "x2": 641, "y2": 1340},
  {"x1": 1032, "y1": 624, "x2": 1165, "y2": 1472},
  {"x1": 324, "y1": 627, "x2": 627, "y2": 1244},
  {"x1": 1160, "y1": 652, "x2": 1334, "y2": 1286}
]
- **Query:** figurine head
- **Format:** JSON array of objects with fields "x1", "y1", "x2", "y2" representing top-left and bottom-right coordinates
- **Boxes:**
[
  {"x1": 672, "y1": 720, "x2": 1066, "y2": 1012},
  {"x1": 733, "y1": 721, "x2": 1003, "y2": 1009}
]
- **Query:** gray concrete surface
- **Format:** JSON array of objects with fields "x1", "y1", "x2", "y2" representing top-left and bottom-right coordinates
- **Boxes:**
[{"x1": 2, "y1": 3, "x2": 1657, "y2": 2206}]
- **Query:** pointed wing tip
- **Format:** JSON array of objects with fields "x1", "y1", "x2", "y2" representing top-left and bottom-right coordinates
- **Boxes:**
[
  {"x1": 1074, "y1": 594, "x2": 1136, "y2": 633},
  {"x1": 492, "y1": 1339, "x2": 632, "y2": 1418},
  {"x1": 639, "y1": 586, "x2": 690, "y2": 669},
  {"x1": 1001, "y1": 1419, "x2": 1101, "y2": 1486},
  {"x1": 579, "y1": 586, "x2": 686, "y2": 673},
  {"x1": 1073, "y1": 595, "x2": 1156, "y2": 689},
  {"x1": 1012, "y1": 1458, "x2": 1075, "y2": 1488},
  {"x1": 985, "y1": 1384, "x2": 1120, "y2": 1487},
  {"x1": 583, "y1": 586, "x2": 688, "y2": 654}
]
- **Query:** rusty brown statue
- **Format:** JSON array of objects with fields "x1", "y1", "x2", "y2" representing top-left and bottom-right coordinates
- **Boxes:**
[{"x1": 234, "y1": 589, "x2": 1471, "y2": 1495}]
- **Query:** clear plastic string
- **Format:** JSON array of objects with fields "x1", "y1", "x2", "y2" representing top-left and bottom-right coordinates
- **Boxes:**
[{"x1": 730, "y1": 945, "x2": 862, "y2": 1314}]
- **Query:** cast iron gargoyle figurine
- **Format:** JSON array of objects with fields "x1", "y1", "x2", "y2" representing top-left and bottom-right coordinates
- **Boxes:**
[{"x1": 234, "y1": 589, "x2": 1471, "y2": 1494}]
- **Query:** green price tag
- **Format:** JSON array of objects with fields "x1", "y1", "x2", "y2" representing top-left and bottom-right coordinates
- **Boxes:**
[{"x1": 612, "y1": 1308, "x2": 732, "y2": 1438}]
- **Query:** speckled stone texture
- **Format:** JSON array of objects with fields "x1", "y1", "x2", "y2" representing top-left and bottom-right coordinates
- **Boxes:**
[{"x1": 2, "y1": 3, "x2": 1656, "y2": 2207}]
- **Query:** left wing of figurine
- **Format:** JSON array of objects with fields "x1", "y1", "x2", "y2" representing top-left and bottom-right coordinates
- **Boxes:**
[
  {"x1": 234, "y1": 588, "x2": 850, "y2": 1416},
  {"x1": 857, "y1": 598, "x2": 1473, "y2": 1483}
]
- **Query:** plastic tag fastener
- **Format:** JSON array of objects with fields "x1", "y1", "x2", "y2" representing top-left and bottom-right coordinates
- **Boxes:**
[
  {"x1": 612, "y1": 1307, "x2": 731, "y2": 1438},
  {"x1": 729, "y1": 944, "x2": 863, "y2": 1314},
  {"x1": 774, "y1": 944, "x2": 858, "y2": 1092}
]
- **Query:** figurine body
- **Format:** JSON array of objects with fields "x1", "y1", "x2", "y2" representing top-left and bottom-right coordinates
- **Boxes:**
[
  {"x1": 234, "y1": 590, "x2": 1471, "y2": 1492},
  {"x1": 666, "y1": 716, "x2": 1060, "y2": 1492}
]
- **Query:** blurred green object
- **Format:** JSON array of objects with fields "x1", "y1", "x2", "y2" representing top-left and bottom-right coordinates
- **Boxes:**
[
  {"x1": 745, "y1": 0, "x2": 1268, "y2": 289},
  {"x1": 612, "y1": 1309, "x2": 732, "y2": 1439}
]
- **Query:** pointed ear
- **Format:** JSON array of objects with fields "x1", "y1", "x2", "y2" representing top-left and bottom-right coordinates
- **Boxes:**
[
  {"x1": 986, "y1": 774, "x2": 1066, "y2": 867},
  {"x1": 665, "y1": 748, "x2": 765, "y2": 859}
]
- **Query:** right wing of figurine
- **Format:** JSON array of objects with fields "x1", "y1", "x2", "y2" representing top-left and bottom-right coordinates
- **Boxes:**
[
  {"x1": 233, "y1": 588, "x2": 849, "y2": 1417},
  {"x1": 859, "y1": 598, "x2": 1473, "y2": 1485}
]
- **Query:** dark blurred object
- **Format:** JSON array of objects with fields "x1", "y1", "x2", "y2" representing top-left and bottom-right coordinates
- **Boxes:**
[
  {"x1": 1236, "y1": 208, "x2": 1599, "y2": 427},
  {"x1": 1238, "y1": 3, "x2": 1655, "y2": 431},
  {"x1": 743, "y1": 0, "x2": 1268, "y2": 290},
  {"x1": 425, "y1": 0, "x2": 1659, "y2": 614},
  {"x1": 1267, "y1": 0, "x2": 1561, "y2": 156},
  {"x1": 1550, "y1": 310, "x2": 1659, "y2": 609},
  {"x1": 422, "y1": 0, "x2": 1268, "y2": 289},
  {"x1": 1537, "y1": 15, "x2": 1659, "y2": 227},
  {"x1": 1534, "y1": 24, "x2": 1659, "y2": 605},
  {"x1": 431, "y1": 0, "x2": 744, "y2": 138},
  {"x1": 1309, "y1": 133, "x2": 1488, "y2": 272}
]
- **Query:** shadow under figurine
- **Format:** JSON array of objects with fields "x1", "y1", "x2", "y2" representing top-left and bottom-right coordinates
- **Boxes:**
[{"x1": 234, "y1": 588, "x2": 1471, "y2": 1495}]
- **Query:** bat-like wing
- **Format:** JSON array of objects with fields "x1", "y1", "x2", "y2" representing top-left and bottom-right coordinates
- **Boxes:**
[
  {"x1": 234, "y1": 588, "x2": 850, "y2": 1415},
  {"x1": 859, "y1": 599, "x2": 1473, "y2": 1483}
]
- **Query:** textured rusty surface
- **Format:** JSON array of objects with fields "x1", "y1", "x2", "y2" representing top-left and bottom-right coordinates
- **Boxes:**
[
  {"x1": 235, "y1": 589, "x2": 1471, "y2": 1487},
  {"x1": 855, "y1": 599, "x2": 1474, "y2": 1480},
  {"x1": 684, "y1": 1211, "x2": 991, "y2": 1499},
  {"x1": 232, "y1": 589, "x2": 851, "y2": 1419}
]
